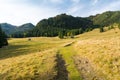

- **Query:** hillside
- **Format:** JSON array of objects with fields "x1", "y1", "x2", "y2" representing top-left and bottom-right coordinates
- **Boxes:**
[
  {"x1": 17, "y1": 23, "x2": 34, "y2": 32},
  {"x1": 28, "y1": 14, "x2": 94, "y2": 37},
  {"x1": 0, "y1": 23, "x2": 17, "y2": 35},
  {"x1": 0, "y1": 26, "x2": 120, "y2": 80},
  {"x1": 89, "y1": 11, "x2": 120, "y2": 26},
  {"x1": 0, "y1": 23, "x2": 34, "y2": 36},
  {"x1": 11, "y1": 23, "x2": 35, "y2": 38}
]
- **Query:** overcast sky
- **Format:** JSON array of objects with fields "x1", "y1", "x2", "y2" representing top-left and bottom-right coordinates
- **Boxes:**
[{"x1": 0, "y1": 0, "x2": 120, "y2": 26}]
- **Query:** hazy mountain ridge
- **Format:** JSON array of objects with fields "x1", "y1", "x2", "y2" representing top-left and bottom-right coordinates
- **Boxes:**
[
  {"x1": 17, "y1": 23, "x2": 34, "y2": 32},
  {"x1": 0, "y1": 23, "x2": 17, "y2": 35},
  {"x1": 0, "y1": 23, "x2": 34, "y2": 35}
]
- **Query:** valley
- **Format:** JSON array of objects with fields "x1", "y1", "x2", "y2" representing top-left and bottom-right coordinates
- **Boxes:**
[{"x1": 0, "y1": 27, "x2": 120, "y2": 80}]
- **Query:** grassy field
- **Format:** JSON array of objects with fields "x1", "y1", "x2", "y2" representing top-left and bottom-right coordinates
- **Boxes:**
[
  {"x1": 0, "y1": 37, "x2": 73, "y2": 80},
  {"x1": 74, "y1": 27, "x2": 120, "y2": 80},
  {"x1": 0, "y1": 37, "x2": 72, "y2": 59},
  {"x1": 0, "y1": 49, "x2": 57, "y2": 80},
  {"x1": 0, "y1": 27, "x2": 120, "y2": 80}
]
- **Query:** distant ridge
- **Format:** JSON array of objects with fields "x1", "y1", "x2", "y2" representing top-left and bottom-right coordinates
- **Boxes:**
[
  {"x1": 0, "y1": 23, "x2": 17, "y2": 35},
  {"x1": 88, "y1": 11, "x2": 120, "y2": 26},
  {"x1": 0, "y1": 23, "x2": 34, "y2": 35}
]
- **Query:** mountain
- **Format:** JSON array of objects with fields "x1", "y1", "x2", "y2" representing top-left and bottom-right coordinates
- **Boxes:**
[
  {"x1": 0, "y1": 23, "x2": 17, "y2": 35},
  {"x1": 10, "y1": 23, "x2": 35, "y2": 38},
  {"x1": 0, "y1": 23, "x2": 34, "y2": 36},
  {"x1": 29, "y1": 14, "x2": 94, "y2": 37},
  {"x1": 89, "y1": 11, "x2": 120, "y2": 26},
  {"x1": 17, "y1": 23, "x2": 34, "y2": 32}
]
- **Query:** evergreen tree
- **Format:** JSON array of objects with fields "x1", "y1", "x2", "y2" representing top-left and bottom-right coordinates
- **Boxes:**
[
  {"x1": 100, "y1": 27, "x2": 104, "y2": 32},
  {"x1": 118, "y1": 24, "x2": 120, "y2": 29},
  {"x1": 70, "y1": 32, "x2": 74, "y2": 38},
  {"x1": 0, "y1": 25, "x2": 8, "y2": 48},
  {"x1": 58, "y1": 31, "x2": 64, "y2": 39},
  {"x1": 0, "y1": 27, "x2": 2, "y2": 48}
]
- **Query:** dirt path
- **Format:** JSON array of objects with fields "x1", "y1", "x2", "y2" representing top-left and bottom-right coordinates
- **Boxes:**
[
  {"x1": 54, "y1": 53, "x2": 68, "y2": 80},
  {"x1": 73, "y1": 56, "x2": 105, "y2": 80},
  {"x1": 59, "y1": 44, "x2": 82, "y2": 80}
]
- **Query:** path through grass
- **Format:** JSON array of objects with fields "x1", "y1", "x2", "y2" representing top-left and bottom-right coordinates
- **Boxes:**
[{"x1": 59, "y1": 44, "x2": 82, "y2": 80}]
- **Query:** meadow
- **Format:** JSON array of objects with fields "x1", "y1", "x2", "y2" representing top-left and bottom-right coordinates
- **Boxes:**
[
  {"x1": 74, "y1": 27, "x2": 120, "y2": 80},
  {"x1": 0, "y1": 27, "x2": 120, "y2": 80}
]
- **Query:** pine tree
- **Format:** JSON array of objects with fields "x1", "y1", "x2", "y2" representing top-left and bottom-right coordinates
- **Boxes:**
[
  {"x1": 58, "y1": 31, "x2": 64, "y2": 39},
  {"x1": 100, "y1": 27, "x2": 104, "y2": 32},
  {"x1": 0, "y1": 27, "x2": 3, "y2": 48},
  {"x1": 118, "y1": 24, "x2": 120, "y2": 29},
  {"x1": 0, "y1": 25, "x2": 8, "y2": 48}
]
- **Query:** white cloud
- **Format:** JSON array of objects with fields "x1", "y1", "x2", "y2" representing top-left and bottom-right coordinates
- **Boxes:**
[
  {"x1": 0, "y1": 0, "x2": 60, "y2": 25},
  {"x1": 67, "y1": 0, "x2": 84, "y2": 16},
  {"x1": 0, "y1": 0, "x2": 120, "y2": 25},
  {"x1": 93, "y1": 0, "x2": 98, "y2": 5},
  {"x1": 71, "y1": 0, "x2": 80, "y2": 3},
  {"x1": 90, "y1": 0, "x2": 120, "y2": 15},
  {"x1": 67, "y1": 5, "x2": 84, "y2": 15},
  {"x1": 49, "y1": 0, "x2": 64, "y2": 3}
]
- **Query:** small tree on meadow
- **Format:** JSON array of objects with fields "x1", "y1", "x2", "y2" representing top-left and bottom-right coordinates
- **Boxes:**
[
  {"x1": 58, "y1": 31, "x2": 64, "y2": 39},
  {"x1": 100, "y1": 27, "x2": 104, "y2": 32},
  {"x1": 118, "y1": 24, "x2": 120, "y2": 29}
]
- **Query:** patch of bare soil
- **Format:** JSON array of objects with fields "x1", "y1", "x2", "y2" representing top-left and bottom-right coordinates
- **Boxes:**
[{"x1": 73, "y1": 56, "x2": 105, "y2": 80}]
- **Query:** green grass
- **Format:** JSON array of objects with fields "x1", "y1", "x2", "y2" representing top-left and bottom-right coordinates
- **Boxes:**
[
  {"x1": 0, "y1": 37, "x2": 72, "y2": 59},
  {"x1": 59, "y1": 45, "x2": 82, "y2": 80}
]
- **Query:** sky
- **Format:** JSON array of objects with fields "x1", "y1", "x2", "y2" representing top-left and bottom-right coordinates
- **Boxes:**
[{"x1": 0, "y1": 0, "x2": 120, "y2": 26}]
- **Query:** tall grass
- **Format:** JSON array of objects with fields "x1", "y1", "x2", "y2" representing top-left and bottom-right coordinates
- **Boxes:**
[{"x1": 74, "y1": 28, "x2": 120, "y2": 80}]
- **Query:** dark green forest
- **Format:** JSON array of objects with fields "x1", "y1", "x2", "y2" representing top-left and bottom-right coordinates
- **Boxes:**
[
  {"x1": 27, "y1": 14, "x2": 94, "y2": 38},
  {"x1": 0, "y1": 25, "x2": 8, "y2": 48}
]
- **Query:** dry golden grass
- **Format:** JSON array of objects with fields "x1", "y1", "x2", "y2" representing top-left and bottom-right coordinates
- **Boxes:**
[
  {"x1": 0, "y1": 37, "x2": 73, "y2": 80},
  {"x1": 74, "y1": 28, "x2": 120, "y2": 80},
  {"x1": 0, "y1": 49, "x2": 57, "y2": 80}
]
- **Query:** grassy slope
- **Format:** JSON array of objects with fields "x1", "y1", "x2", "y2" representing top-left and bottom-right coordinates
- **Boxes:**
[
  {"x1": 74, "y1": 27, "x2": 120, "y2": 80},
  {"x1": 57, "y1": 27, "x2": 120, "y2": 80}
]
